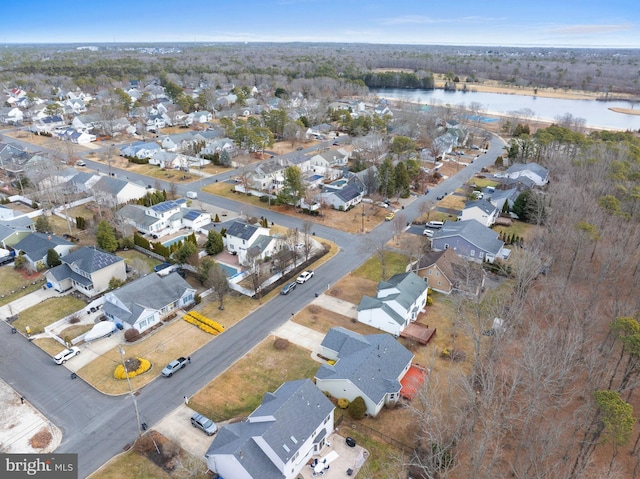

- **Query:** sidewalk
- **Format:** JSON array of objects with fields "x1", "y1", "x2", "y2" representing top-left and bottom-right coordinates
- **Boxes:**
[{"x1": 0, "y1": 286, "x2": 62, "y2": 319}]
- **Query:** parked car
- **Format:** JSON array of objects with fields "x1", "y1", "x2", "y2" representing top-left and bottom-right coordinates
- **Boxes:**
[
  {"x1": 423, "y1": 229, "x2": 434, "y2": 237},
  {"x1": 53, "y1": 347, "x2": 81, "y2": 365},
  {"x1": 191, "y1": 413, "x2": 218, "y2": 436},
  {"x1": 186, "y1": 191, "x2": 198, "y2": 199},
  {"x1": 76, "y1": 160, "x2": 86, "y2": 167},
  {"x1": 296, "y1": 270, "x2": 314, "y2": 284},
  {"x1": 436, "y1": 194, "x2": 445, "y2": 200},
  {"x1": 161, "y1": 357, "x2": 188, "y2": 377},
  {"x1": 426, "y1": 221, "x2": 444, "y2": 229},
  {"x1": 280, "y1": 282, "x2": 297, "y2": 295},
  {"x1": 385, "y1": 212, "x2": 395, "y2": 221}
]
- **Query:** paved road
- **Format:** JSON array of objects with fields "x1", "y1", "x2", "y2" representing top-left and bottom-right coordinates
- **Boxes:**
[{"x1": 0, "y1": 128, "x2": 504, "y2": 477}]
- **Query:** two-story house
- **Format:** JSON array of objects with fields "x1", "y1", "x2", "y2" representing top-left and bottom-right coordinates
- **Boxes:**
[
  {"x1": 205, "y1": 379, "x2": 334, "y2": 479},
  {"x1": 46, "y1": 246, "x2": 127, "y2": 297},
  {"x1": 357, "y1": 271, "x2": 429, "y2": 337}
]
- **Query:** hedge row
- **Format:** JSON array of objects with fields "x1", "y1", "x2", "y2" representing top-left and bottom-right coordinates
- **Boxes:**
[
  {"x1": 184, "y1": 313, "x2": 219, "y2": 335},
  {"x1": 113, "y1": 358, "x2": 151, "y2": 380},
  {"x1": 185, "y1": 311, "x2": 224, "y2": 333}
]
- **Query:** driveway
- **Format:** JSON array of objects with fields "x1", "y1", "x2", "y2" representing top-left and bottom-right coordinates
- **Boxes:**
[{"x1": 154, "y1": 404, "x2": 217, "y2": 460}]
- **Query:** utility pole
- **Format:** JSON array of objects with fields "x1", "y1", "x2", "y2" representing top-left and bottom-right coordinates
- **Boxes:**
[
  {"x1": 361, "y1": 202, "x2": 365, "y2": 232},
  {"x1": 118, "y1": 346, "x2": 142, "y2": 438}
]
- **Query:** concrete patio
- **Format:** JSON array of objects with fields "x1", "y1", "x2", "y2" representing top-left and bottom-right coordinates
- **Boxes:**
[{"x1": 297, "y1": 432, "x2": 369, "y2": 479}]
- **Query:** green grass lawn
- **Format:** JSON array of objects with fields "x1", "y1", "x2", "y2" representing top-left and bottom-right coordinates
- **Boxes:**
[
  {"x1": 494, "y1": 220, "x2": 537, "y2": 242},
  {"x1": 471, "y1": 177, "x2": 500, "y2": 188},
  {"x1": 13, "y1": 296, "x2": 87, "y2": 334},
  {"x1": 117, "y1": 249, "x2": 161, "y2": 272},
  {"x1": 352, "y1": 251, "x2": 409, "y2": 282}
]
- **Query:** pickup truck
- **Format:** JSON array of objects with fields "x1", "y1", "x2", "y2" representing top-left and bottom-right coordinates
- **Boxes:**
[{"x1": 161, "y1": 357, "x2": 188, "y2": 377}]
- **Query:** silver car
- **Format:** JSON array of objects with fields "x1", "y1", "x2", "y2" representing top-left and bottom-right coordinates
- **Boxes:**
[
  {"x1": 53, "y1": 347, "x2": 81, "y2": 365},
  {"x1": 191, "y1": 413, "x2": 217, "y2": 436}
]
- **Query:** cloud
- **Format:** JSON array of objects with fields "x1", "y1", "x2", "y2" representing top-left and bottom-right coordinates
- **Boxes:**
[{"x1": 546, "y1": 23, "x2": 633, "y2": 35}]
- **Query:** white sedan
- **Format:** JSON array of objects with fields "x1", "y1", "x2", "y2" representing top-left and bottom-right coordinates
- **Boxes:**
[{"x1": 296, "y1": 270, "x2": 314, "y2": 284}]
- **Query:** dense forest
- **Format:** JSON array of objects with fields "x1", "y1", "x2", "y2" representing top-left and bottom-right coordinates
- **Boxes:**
[
  {"x1": 406, "y1": 127, "x2": 640, "y2": 479},
  {"x1": 1, "y1": 43, "x2": 639, "y2": 95}
]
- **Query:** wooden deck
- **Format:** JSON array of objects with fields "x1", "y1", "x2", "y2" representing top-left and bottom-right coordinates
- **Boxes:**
[{"x1": 400, "y1": 323, "x2": 436, "y2": 345}]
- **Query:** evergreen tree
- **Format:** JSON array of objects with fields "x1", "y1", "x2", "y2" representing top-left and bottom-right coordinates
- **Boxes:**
[
  {"x1": 35, "y1": 215, "x2": 51, "y2": 233},
  {"x1": 204, "y1": 230, "x2": 224, "y2": 255},
  {"x1": 394, "y1": 162, "x2": 411, "y2": 198},
  {"x1": 46, "y1": 248, "x2": 62, "y2": 267},
  {"x1": 96, "y1": 220, "x2": 118, "y2": 253}
]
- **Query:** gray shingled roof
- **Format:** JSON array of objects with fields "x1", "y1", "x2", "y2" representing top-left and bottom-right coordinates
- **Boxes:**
[
  {"x1": 103, "y1": 273, "x2": 193, "y2": 325},
  {"x1": 316, "y1": 327, "x2": 413, "y2": 405},
  {"x1": 61, "y1": 246, "x2": 123, "y2": 274},
  {"x1": 206, "y1": 379, "x2": 334, "y2": 479},
  {"x1": 378, "y1": 272, "x2": 428, "y2": 311},
  {"x1": 93, "y1": 176, "x2": 129, "y2": 195},
  {"x1": 118, "y1": 204, "x2": 158, "y2": 229},
  {"x1": 14, "y1": 232, "x2": 73, "y2": 262},
  {"x1": 464, "y1": 198, "x2": 497, "y2": 215},
  {"x1": 505, "y1": 162, "x2": 548, "y2": 178},
  {"x1": 433, "y1": 220, "x2": 504, "y2": 254}
]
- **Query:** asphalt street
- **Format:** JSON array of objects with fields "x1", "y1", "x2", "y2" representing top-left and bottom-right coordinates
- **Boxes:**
[{"x1": 0, "y1": 128, "x2": 504, "y2": 477}]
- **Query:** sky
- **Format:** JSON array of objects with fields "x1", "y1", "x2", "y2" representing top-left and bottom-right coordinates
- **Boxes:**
[{"x1": 3, "y1": 0, "x2": 639, "y2": 48}]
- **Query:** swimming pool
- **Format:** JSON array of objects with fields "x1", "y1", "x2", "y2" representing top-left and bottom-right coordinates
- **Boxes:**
[
  {"x1": 162, "y1": 234, "x2": 189, "y2": 248},
  {"x1": 219, "y1": 263, "x2": 240, "y2": 277}
]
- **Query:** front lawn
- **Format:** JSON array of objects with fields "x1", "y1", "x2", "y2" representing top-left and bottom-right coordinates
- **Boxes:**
[
  {"x1": 190, "y1": 338, "x2": 319, "y2": 422},
  {"x1": 352, "y1": 251, "x2": 409, "y2": 282},
  {"x1": 89, "y1": 449, "x2": 173, "y2": 479},
  {"x1": 77, "y1": 318, "x2": 213, "y2": 395},
  {"x1": 13, "y1": 296, "x2": 87, "y2": 334},
  {"x1": 0, "y1": 267, "x2": 44, "y2": 307}
]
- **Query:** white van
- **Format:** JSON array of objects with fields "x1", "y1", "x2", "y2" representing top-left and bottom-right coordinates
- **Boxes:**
[
  {"x1": 186, "y1": 191, "x2": 198, "y2": 199},
  {"x1": 426, "y1": 220, "x2": 444, "y2": 229}
]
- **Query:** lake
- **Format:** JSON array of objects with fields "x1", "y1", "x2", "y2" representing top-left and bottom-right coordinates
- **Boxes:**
[{"x1": 370, "y1": 88, "x2": 640, "y2": 131}]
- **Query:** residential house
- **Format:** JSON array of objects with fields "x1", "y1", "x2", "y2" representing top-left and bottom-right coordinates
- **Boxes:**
[
  {"x1": 431, "y1": 220, "x2": 509, "y2": 263},
  {"x1": 0, "y1": 107, "x2": 24, "y2": 125},
  {"x1": 200, "y1": 137, "x2": 235, "y2": 156},
  {"x1": 46, "y1": 246, "x2": 127, "y2": 297},
  {"x1": 13, "y1": 232, "x2": 74, "y2": 269},
  {"x1": 0, "y1": 222, "x2": 31, "y2": 249},
  {"x1": 499, "y1": 162, "x2": 549, "y2": 187},
  {"x1": 458, "y1": 198, "x2": 500, "y2": 227},
  {"x1": 205, "y1": 379, "x2": 334, "y2": 479},
  {"x1": 159, "y1": 132, "x2": 203, "y2": 152},
  {"x1": 315, "y1": 327, "x2": 413, "y2": 417},
  {"x1": 31, "y1": 115, "x2": 66, "y2": 134},
  {"x1": 71, "y1": 114, "x2": 100, "y2": 132},
  {"x1": 188, "y1": 110, "x2": 213, "y2": 124},
  {"x1": 246, "y1": 158, "x2": 287, "y2": 192},
  {"x1": 117, "y1": 198, "x2": 209, "y2": 237},
  {"x1": 0, "y1": 142, "x2": 32, "y2": 177},
  {"x1": 357, "y1": 271, "x2": 429, "y2": 337},
  {"x1": 149, "y1": 151, "x2": 185, "y2": 170},
  {"x1": 91, "y1": 176, "x2": 148, "y2": 208},
  {"x1": 224, "y1": 220, "x2": 273, "y2": 266},
  {"x1": 120, "y1": 141, "x2": 162, "y2": 159},
  {"x1": 102, "y1": 272, "x2": 195, "y2": 333},
  {"x1": 484, "y1": 187, "x2": 519, "y2": 212},
  {"x1": 320, "y1": 183, "x2": 363, "y2": 211},
  {"x1": 412, "y1": 249, "x2": 485, "y2": 298}
]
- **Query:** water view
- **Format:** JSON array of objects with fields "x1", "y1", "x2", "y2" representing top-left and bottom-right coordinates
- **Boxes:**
[{"x1": 371, "y1": 88, "x2": 640, "y2": 131}]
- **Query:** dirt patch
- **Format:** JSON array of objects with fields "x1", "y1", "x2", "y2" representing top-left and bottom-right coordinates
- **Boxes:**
[
  {"x1": 609, "y1": 107, "x2": 640, "y2": 116},
  {"x1": 29, "y1": 428, "x2": 53, "y2": 450},
  {"x1": 326, "y1": 274, "x2": 378, "y2": 305}
]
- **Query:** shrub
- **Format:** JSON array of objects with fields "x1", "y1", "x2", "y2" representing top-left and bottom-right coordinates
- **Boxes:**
[
  {"x1": 426, "y1": 296, "x2": 433, "y2": 306},
  {"x1": 441, "y1": 347, "x2": 466, "y2": 362},
  {"x1": 337, "y1": 398, "x2": 350, "y2": 409},
  {"x1": 114, "y1": 357, "x2": 151, "y2": 379},
  {"x1": 348, "y1": 396, "x2": 367, "y2": 420},
  {"x1": 274, "y1": 338, "x2": 289, "y2": 350},
  {"x1": 194, "y1": 293, "x2": 202, "y2": 305},
  {"x1": 68, "y1": 314, "x2": 80, "y2": 324},
  {"x1": 124, "y1": 328, "x2": 140, "y2": 342}
]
